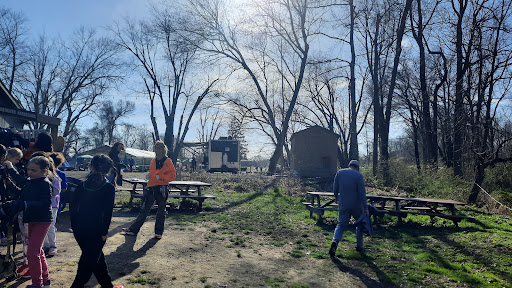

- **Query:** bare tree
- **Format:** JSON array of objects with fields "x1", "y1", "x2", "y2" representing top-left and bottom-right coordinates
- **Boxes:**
[
  {"x1": 96, "y1": 100, "x2": 135, "y2": 145},
  {"x1": 111, "y1": 5, "x2": 218, "y2": 162},
  {"x1": 465, "y1": 0, "x2": 512, "y2": 202},
  {"x1": 119, "y1": 123, "x2": 138, "y2": 148},
  {"x1": 135, "y1": 126, "x2": 154, "y2": 151},
  {"x1": 361, "y1": 0, "x2": 413, "y2": 184},
  {"x1": 16, "y1": 28, "x2": 123, "y2": 154},
  {"x1": 0, "y1": 7, "x2": 28, "y2": 94},
  {"x1": 184, "y1": 0, "x2": 317, "y2": 174},
  {"x1": 196, "y1": 106, "x2": 223, "y2": 143}
]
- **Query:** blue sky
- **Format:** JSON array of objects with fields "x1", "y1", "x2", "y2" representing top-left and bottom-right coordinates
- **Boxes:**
[
  {"x1": 1, "y1": 1, "x2": 167, "y2": 144},
  {"x1": 1, "y1": 1, "x2": 275, "y2": 157},
  {"x1": 2, "y1": 0, "x2": 149, "y2": 37}
]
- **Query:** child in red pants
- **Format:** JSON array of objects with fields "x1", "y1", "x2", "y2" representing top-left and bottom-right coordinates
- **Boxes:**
[{"x1": 3, "y1": 156, "x2": 53, "y2": 288}]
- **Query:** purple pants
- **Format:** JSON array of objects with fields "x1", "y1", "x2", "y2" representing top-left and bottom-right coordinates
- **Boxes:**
[{"x1": 27, "y1": 222, "x2": 51, "y2": 286}]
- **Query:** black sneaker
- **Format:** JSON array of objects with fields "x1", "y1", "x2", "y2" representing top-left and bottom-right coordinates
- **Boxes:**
[
  {"x1": 329, "y1": 242, "x2": 338, "y2": 257},
  {"x1": 356, "y1": 246, "x2": 365, "y2": 253}
]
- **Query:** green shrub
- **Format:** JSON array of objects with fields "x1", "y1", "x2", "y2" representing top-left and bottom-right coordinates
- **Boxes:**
[{"x1": 483, "y1": 162, "x2": 512, "y2": 205}]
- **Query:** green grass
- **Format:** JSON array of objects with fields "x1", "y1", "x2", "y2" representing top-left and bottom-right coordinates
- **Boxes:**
[
  {"x1": 115, "y1": 172, "x2": 512, "y2": 288},
  {"x1": 128, "y1": 275, "x2": 160, "y2": 284}
]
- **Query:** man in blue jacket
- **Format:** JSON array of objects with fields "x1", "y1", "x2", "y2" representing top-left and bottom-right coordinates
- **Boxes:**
[{"x1": 329, "y1": 160, "x2": 369, "y2": 256}]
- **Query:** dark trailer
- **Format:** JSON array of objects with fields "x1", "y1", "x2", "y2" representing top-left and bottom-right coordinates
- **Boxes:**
[{"x1": 207, "y1": 137, "x2": 240, "y2": 173}]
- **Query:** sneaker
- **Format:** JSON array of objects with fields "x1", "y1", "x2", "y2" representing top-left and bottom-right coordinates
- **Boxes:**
[
  {"x1": 329, "y1": 242, "x2": 338, "y2": 257},
  {"x1": 48, "y1": 247, "x2": 57, "y2": 256},
  {"x1": 25, "y1": 285, "x2": 43, "y2": 288},
  {"x1": 43, "y1": 279, "x2": 51, "y2": 288},
  {"x1": 356, "y1": 246, "x2": 365, "y2": 253},
  {"x1": 113, "y1": 285, "x2": 124, "y2": 288},
  {"x1": 154, "y1": 234, "x2": 162, "y2": 239},
  {"x1": 16, "y1": 263, "x2": 29, "y2": 274},
  {"x1": 20, "y1": 268, "x2": 31, "y2": 278},
  {"x1": 122, "y1": 228, "x2": 136, "y2": 236}
]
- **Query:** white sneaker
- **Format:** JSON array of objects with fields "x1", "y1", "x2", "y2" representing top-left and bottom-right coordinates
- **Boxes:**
[{"x1": 48, "y1": 247, "x2": 57, "y2": 256}]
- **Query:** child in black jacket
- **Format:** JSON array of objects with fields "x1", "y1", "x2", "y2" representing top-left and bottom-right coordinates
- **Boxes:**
[
  {"x1": 69, "y1": 154, "x2": 124, "y2": 288},
  {"x1": 3, "y1": 156, "x2": 53, "y2": 288}
]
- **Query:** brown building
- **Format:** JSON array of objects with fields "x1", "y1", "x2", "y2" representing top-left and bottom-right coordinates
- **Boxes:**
[
  {"x1": 0, "y1": 78, "x2": 28, "y2": 129},
  {"x1": 290, "y1": 126, "x2": 339, "y2": 178}
]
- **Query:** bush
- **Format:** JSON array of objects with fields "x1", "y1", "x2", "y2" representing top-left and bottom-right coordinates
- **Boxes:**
[
  {"x1": 482, "y1": 162, "x2": 512, "y2": 205},
  {"x1": 363, "y1": 159, "x2": 471, "y2": 201}
]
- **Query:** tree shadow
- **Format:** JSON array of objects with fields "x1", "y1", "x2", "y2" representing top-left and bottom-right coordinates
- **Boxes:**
[{"x1": 330, "y1": 256, "x2": 397, "y2": 288}]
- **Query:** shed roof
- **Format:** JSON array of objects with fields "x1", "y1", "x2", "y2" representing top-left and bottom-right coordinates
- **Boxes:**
[
  {"x1": 0, "y1": 78, "x2": 22, "y2": 109},
  {"x1": 290, "y1": 125, "x2": 339, "y2": 141},
  {"x1": 78, "y1": 145, "x2": 155, "y2": 159}
]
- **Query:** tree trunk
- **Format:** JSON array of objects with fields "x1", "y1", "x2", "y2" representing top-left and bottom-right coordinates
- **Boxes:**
[
  {"x1": 164, "y1": 116, "x2": 175, "y2": 162},
  {"x1": 468, "y1": 161, "x2": 485, "y2": 203},
  {"x1": 453, "y1": 0, "x2": 467, "y2": 177},
  {"x1": 371, "y1": 15, "x2": 381, "y2": 177},
  {"x1": 380, "y1": 0, "x2": 413, "y2": 186},
  {"x1": 412, "y1": 0, "x2": 434, "y2": 167},
  {"x1": 267, "y1": 135, "x2": 284, "y2": 175},
  {"x1": 409, "y1": 103, "x2": 421, "y2": 174},
  {"x1": 348, "y1": 0, "x2": 358, "y2": 161}
]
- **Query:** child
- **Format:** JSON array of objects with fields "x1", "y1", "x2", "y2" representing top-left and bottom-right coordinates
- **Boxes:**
[
  {"x1": 4, "y1": 147, "x2": 31, "y2": 277},
  {"x1": 43, "y1": 153, "x2": 65, "y2": 256},
  {"x1": 6, "y1": 147, "x2": 23, "y2": 167},
  {"x1": 69, "y1": 154, "x2": 124, "y2": 288},
  {"x1": 2, "y1": 156, "x2": 53, "y2": 288},
  {"x1": 122, "y1": 140, "x2": 176, "y2": 239}
]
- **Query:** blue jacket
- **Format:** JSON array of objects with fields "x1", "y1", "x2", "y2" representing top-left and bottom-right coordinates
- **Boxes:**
[{"x1": 333, "y1": 168, "x2": 368, "y2": 211}]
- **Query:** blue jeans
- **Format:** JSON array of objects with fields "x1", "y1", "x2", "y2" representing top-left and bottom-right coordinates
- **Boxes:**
[{"x1": 333, "y1": 207, "x2": 364, "y2": 249}]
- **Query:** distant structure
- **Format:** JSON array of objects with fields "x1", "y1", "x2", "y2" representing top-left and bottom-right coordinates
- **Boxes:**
[
  {"x1": 290, "y1": 126, "x2": 339, "y2": 178},
  {"x1": 208, "y1": 137, "x2": 240, "y2": 173},
  {"x1": 0, "y1": 78, "x2": 31, "y2": 129},
  {"x1": 0, "y1": 78, "x2": 60, "y2": 141}
]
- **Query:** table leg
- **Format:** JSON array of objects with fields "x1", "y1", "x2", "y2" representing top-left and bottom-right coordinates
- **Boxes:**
[
  {"x1": 448, "y1": 204, "x2": 455, "y2": 215},
  {"x1": 128, "y1": 184, "x2": 137, "y2": 206},
  {"x1": 395, "y1": 200, "x2": 403, "y2": 224}
]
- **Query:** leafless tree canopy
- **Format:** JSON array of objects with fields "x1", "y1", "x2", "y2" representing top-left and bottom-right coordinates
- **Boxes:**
[{"x1": 1, "y1": 0, "x2": 512, "y2": 202}]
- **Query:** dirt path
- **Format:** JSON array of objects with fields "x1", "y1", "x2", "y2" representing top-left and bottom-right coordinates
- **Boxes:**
[{"x1": 1, "y1": 208, "x2": 381, "y2": 288}]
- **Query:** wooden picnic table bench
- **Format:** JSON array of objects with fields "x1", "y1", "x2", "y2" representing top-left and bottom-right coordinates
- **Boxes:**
[
  {"x1": 122, "y1": 178, "x2": 215, "y2": 211},
  {"x1": 304, "y1": 192, "x2": 472, "y2": 226},
  {"x1": 168, "y1": 180, "x2": 214, "y2": 210}
]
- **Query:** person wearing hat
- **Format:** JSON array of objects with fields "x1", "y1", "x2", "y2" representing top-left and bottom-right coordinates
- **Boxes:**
[{"x1": 329, "y1": 160, "x2": 369, "y2": 256}]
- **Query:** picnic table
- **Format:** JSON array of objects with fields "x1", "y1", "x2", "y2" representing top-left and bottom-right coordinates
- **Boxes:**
[
  {"x1": 120, "y1": 178, "x2": 215, "y2": 211},
  {"x1": 304, "y1": 192, "x2": 472, "y2": 226},
  {"x1": 168, "y1": 180, "x2": 215, "y2": 210}
]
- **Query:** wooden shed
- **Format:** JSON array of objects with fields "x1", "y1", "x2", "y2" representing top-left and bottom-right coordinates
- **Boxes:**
[
  {"x1": 290, "y1": 126, "x2": 339, "y2": 178},
  {"x1": 0, "y1": 78, "x2": 60, "y2": 141},
  {"x1": 0, "y1": 78, "x2": 28, "y2": 129}
]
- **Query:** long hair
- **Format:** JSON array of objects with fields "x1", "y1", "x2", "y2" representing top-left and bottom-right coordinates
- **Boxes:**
[
  {"x1": 110, "y1": 142, "x2": 124, "y2": 155},
  {"x1": 34, "y1": 132, "x2": 53, "y2": 152},
  {"x1": 87, "y1": 154, "x2": 117, "y2": 187},
  {"x1": 49, "y1": 152, "x2": 66, "y2": 168},
  {"x1": 154, "y1": 140, "x2": 168, "y2": 156},
  {"x1": 29, "y1": 152, "x2": 55, "y2": 179}
]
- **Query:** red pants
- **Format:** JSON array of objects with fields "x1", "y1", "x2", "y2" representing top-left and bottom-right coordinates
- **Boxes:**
[{"x1": 27, "y1": 222, "x2": 51, "y2": 286}]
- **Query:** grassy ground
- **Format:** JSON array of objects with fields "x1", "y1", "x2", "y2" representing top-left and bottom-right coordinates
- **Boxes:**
[{"x1": 67, "y1": 171, "x2": 512, "y2": 287}]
